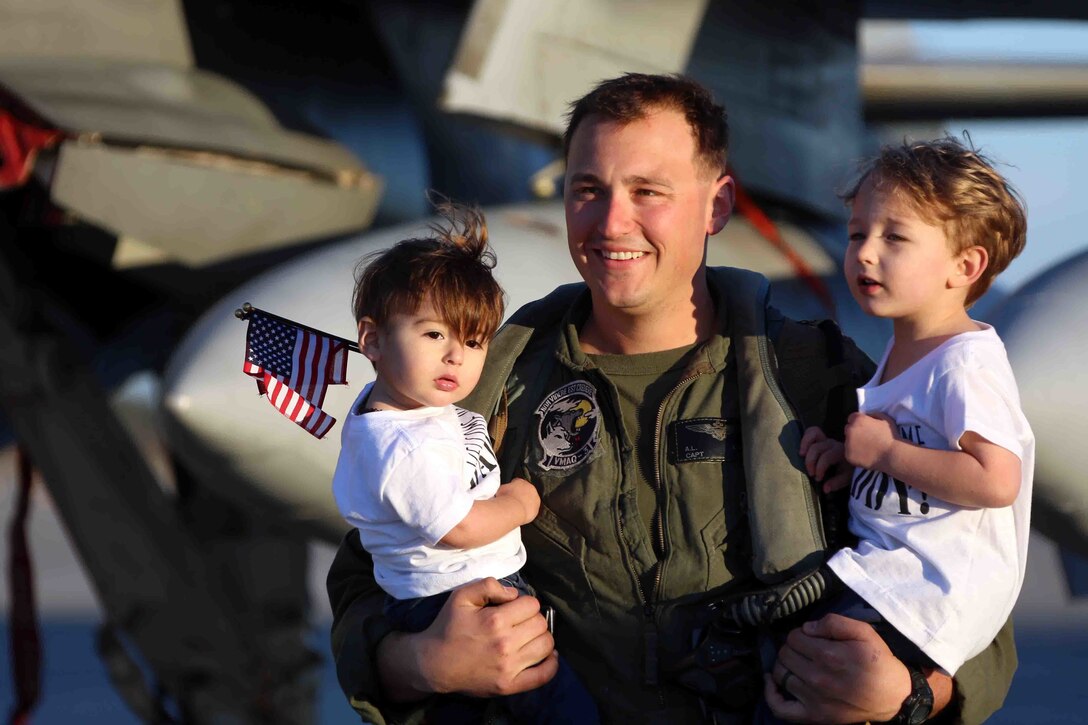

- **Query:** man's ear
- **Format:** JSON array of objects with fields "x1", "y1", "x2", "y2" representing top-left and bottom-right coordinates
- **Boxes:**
[
  {"x1": 707, "y1": 174, "x2": 735, "y2": 236},
  {"x1": 951, "y1": 245, "x2": 989, "y2": 290},
  {"x1": 358, "y1": 317, "x2": 381, "y2": 363}
]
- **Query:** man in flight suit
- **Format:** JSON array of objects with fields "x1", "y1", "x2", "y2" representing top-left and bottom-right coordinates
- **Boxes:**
[{"x1": 327, "y1": 73, "x2": 1015, "y2": 724}]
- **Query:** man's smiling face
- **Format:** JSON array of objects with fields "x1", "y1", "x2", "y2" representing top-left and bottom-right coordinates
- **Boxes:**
[{"x1": 564, "y1": 108, "x2": 730, "y2": 324}]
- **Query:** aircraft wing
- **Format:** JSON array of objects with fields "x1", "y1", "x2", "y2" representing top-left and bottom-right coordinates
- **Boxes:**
[
  {"x1": 0, "y1": 1, "x2": 382, "y2": 267},
  {"x1": 441, "y1": 0, "x2": 709, "y2": 136}
]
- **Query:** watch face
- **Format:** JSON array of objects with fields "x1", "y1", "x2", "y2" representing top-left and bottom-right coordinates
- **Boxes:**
[
  {"x1": 906, "y1": 699, "x2": 932, "y2": 725},
  {"x1": 905, "y1": 668, "x2": 934, "y2": 724}
]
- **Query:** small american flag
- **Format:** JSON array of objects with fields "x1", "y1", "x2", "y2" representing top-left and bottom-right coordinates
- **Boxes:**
[{"x1": 241, "y1": 308, "x2": 350, "y2": 438}]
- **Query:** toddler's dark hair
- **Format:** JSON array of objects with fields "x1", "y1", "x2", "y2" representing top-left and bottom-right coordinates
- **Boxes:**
[{"x1": 352, "y1": 201, "x2": 505, "y2": 342}]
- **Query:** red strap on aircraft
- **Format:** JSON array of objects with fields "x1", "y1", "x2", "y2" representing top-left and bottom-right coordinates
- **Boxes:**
[
  {"x1": 0, "y1": 111, "x2": 62, "y2": 190},
  {"x1": 7, "y1": 446, "x2": 42, "y2": 725},
  {"x1": 731, "y1": 177, "x2": 837, "y2": 319}
]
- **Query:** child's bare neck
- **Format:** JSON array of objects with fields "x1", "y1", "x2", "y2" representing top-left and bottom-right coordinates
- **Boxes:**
[
  {"x1": 364, "y1": 378, "x2": 419, "y2": 413},
  {"x1": 882, "y1": 313, "x2": 981, "y2": 383}
]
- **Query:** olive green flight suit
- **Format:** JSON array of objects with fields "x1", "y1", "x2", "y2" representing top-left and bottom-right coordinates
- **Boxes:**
[{"x1": 327, "y1": 269, "x2": 1016, "y2": 724}]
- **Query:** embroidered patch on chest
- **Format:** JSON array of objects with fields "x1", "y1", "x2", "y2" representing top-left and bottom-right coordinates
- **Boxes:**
[
  {"x1": 669, "y1": 418, "x2": 740, "y2": 463},
  {"x1": 534, "y1": 380, "x2": 600, "y2": 471}
]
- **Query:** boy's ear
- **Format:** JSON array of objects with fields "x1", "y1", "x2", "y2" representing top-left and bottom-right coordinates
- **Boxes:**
[
  {"x1": 358, "y1": 317, "x2": 381, "y2": 363},
  {"x1": 951, "y1": 245, "x2": 989, "y2": 290},
  {"x1": 707, "y1": 174, "x2": 735, "y2": 236}
]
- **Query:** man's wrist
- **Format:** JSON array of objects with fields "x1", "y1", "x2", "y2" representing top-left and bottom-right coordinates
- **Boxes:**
[
  {"x1": 925, "y1": 669, "x2": 956, "y2": 722},
  {"x1": 872, "y1": 660, "x2": 913, "y2": 723},
  {"x1": 378, "y1": 630, "x2": 438, "y2": 702}
]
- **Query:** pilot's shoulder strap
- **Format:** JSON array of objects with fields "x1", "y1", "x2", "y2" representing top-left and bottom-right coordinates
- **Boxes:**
[
  {"x1": 707, "y1": 267, "x2": 872, "y2": 583},
  {"x1": 707, "y1": 267, "x2": 828, "y2": 583},
  {"x1": 459, "y1": 282, "x2": 585, "y2": 456},
  {"x1": 770, "y1": 314, "x2": 872, "y2": 552},
  {"x1": 681, "y1": 268, "x2": 867, "y2": 631},
  {"x1": 771, "y1": 315, "x2": 868, "y2": 437}
]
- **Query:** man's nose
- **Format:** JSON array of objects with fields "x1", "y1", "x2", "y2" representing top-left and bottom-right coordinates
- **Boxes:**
[{"x1": 598, "y1": 194, "x2": 634, "y2": 239}]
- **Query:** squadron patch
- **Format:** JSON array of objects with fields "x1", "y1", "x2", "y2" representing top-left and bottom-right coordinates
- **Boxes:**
[{"x1": 534, "y1": 381, "x2": 600, "y2": 471}]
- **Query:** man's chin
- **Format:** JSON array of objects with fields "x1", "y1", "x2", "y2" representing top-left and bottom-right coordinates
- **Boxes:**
[{"x1": 592, "y1": 289, "x2": 649, "y2": 314}]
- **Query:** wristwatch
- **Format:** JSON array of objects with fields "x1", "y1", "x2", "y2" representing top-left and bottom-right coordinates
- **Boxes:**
[{"x1": 878, "y1": 665, "x2": 934, "y2": 724}]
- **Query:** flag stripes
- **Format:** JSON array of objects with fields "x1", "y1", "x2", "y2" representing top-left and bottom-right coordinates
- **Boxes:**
[{"x1": 241, "y1": 308, "x2": 351, "y2": 439}]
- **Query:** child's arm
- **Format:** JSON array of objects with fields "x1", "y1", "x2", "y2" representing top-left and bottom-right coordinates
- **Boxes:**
[
  {"x1": 439, "y1": 478, "x2": 540, "y2": 549},
  {"x1": 844, "y1": 413, "x2": 1021, "y2": 508}
]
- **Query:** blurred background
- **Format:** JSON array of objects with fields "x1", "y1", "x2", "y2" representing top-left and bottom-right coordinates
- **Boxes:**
[{"x1": 2, "y1": 1, "x2": 1087, "y2": 722}]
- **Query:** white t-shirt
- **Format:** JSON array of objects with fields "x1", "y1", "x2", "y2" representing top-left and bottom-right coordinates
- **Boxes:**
[
  {"x1": 827, "y1": 324, "x2": 1033, "y2": 675},
  {"x1": 332, "y1": 383, "x2": 527, "y2": 599}
]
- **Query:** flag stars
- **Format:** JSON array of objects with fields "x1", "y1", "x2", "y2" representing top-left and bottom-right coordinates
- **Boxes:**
[{"x1": 241, "y1": 309, "x2": 350, "y2": 439}]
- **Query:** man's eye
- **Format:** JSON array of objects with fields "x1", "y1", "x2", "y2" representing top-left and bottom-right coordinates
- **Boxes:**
[{"x1": 636, "y1": 188, "x2": 659, "y2": 197}]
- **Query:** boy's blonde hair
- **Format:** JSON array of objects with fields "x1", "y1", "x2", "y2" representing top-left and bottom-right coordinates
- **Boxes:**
[
  {"x1": 841, "y1": 136, "x2": 1027, "y2": 306},
  {"x1": 352, "y1": 201, "x2": 505, "y2": 342}
]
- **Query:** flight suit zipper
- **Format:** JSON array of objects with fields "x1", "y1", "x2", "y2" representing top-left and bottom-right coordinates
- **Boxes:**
[
  {"x1": 651, "y1": 370, "x2": 703, "y2": 598},
  {"x1": 607, "y1": 388, "x2": 661, "y2": 693},
  {"x1": 623, "y1": 368, "x2": 703, "y2": 689}
]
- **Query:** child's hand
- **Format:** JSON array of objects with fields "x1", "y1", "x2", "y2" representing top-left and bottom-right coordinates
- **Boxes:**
[
  {"x1": 800, "y1": 426, "x2": 850, "y2": 493},
  {"x1": 844, "y1": 412, "x2": 898, "y2": 471},
  {"x1": 498, "y1": 478, "x2": 541, "y2": 524}
]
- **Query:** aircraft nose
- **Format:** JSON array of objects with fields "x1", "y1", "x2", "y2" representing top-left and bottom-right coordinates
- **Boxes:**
[
  {"x1": 159, "y1": 201, "x2": 578, "y2": 545},
  {"x1": 161, "y1": 241, "x2": 370, "y2": 543},
  {"x1": 991, "y1": 247, "x2": 1088, "y2": 559}
]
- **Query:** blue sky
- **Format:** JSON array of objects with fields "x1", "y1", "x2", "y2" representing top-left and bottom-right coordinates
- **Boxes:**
[
  {"x1": 879, "y1": 20, "x2": 1088, "y2": 291},
  {"x1": 948, "y1": 117, "x2": 1088, "y2": 290},
  {"x1": 908, "y1": 19, "x2": 1088, "y2": 63}
]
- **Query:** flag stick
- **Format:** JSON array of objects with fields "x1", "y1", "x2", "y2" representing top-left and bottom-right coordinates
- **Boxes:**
[{"x1": 235, "y1": 302, "x2": 361, "y2": 353}]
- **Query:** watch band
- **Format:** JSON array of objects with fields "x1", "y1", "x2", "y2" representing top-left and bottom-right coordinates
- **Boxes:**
[{"x1": 877, "y1": 665, "x2": 934, "y2": 725}]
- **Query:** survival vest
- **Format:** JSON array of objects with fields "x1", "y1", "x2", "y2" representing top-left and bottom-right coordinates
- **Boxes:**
[{"x1": 462, "y1": 266, "x2": 865, "y2": 589}]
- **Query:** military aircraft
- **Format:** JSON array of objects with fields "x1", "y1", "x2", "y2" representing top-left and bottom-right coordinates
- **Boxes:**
[{"x1": 3, "y1": 1, "x2": 1088, "y2": 723}]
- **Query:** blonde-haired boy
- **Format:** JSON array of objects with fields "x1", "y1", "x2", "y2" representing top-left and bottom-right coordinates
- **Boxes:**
[{"x1": 782, "y1": 137, "x2": 1034, "y2": 716}]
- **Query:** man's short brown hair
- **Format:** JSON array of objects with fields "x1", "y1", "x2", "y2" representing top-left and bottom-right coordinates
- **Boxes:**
[
  {"x1": 351, "y1": 202, "x2": 505, "y2": 342},
  {"x1": 563, "y1": 73, "x2": 729, "y2": 178},
  {"x1": 841, "y1": 136, "x2": 1027, "y2": 306}
]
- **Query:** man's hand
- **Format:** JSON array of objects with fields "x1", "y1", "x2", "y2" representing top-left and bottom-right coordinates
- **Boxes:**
[
  {"x1": 764, "y1": 614, "x2": 911, "y2": 723},
  {"x1": 799, "y1": 427, "x2": 851, "y2": 494},
  {"x1": 844, "y1": 412, "x2": 899, "y2": 471},
  {"x1": 497, "y1": 477, "x2": 541, "y2": 524},
  {"x1": 378, "y1": 577, "x2": 558, "y2": 701}
]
